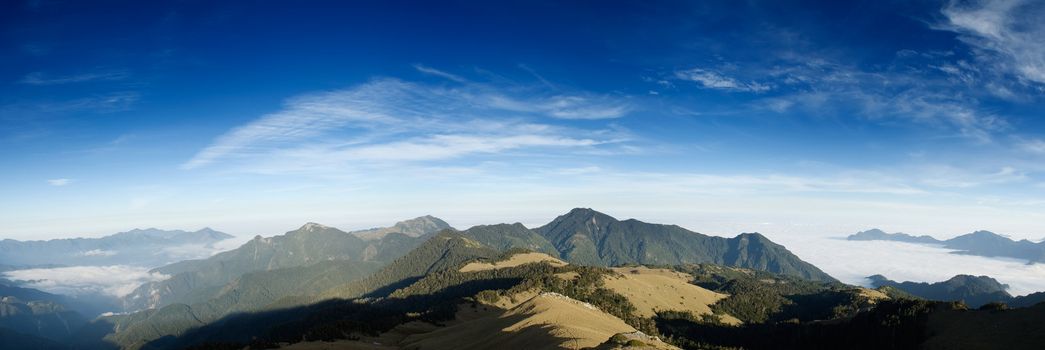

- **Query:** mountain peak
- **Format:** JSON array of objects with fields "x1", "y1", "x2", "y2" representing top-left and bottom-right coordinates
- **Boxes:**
[
  {"x1": 557, "y1": 207, "x2": 617, "y2": 223},
  {"x1": 353, "y1": 215, "x2": 453, "y2": 240},
  {"x1": 300, "y1": 222, "x2": 331, "y2": 232},
  {"x1": 736, "y1": 232, "x2": 771, "y2": 242},
  {"x1": 393, "y1": 215, "x2": 451, "y2": 231},
  {"x1": 566, "y1": 207, "x2": 600, "y2": 216},
  {"x1": 969, "y1": 230, "x2": 1001, "y2": 237}
]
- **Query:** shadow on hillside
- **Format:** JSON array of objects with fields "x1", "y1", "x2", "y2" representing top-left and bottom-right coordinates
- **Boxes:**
[
  {"x1": 655, "y1": 300, "x2": 975, "y2": 350},
  {"x1": 67, "y1": 318, "x2": 120, "y2": 350},
  {"x1": 138, "y1": 277, "x2": 524, "y2": 350},
  {"x1": 396, "y1": 307, "x2": 580, "y2": 349}
]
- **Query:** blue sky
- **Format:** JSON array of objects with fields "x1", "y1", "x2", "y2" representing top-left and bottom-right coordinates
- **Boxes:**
[{"x1": 3, "y1": 0, "x2": 1045, "y2": 240}]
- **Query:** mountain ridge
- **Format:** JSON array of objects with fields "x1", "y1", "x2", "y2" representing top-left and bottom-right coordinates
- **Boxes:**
[
  {"x1": 848, "y1": 228, "x2": 1045, "y2": 263},
  {"x1": 0, "y1": 228, "x2": 234, "y2": 268},
  {"x1": 536, "y1": 208, "x2": 835, "y2": 281}
]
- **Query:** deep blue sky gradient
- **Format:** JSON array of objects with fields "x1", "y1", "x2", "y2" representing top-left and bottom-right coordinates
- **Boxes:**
[{"x1": 3, "y1": 0, "x2": 1045, "y2": 239}]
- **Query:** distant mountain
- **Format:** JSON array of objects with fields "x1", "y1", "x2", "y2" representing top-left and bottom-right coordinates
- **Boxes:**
[
  {"x1": 1, "y1": 281, "x2": 115, "y2": 318},
  {"x1": 122, "y1": 217, "x2": 449, "y2": 311},
  {"x1": 945, "y1": 231, "x2": 1045, "y2": 261},
  {"x1": 0, "y1": 283, "x2": 91, "y2": 343},
  {"x1": 847, "y1": 228, "x2": 941, "y2": 244},
  {"x1": 352, "y1": 215, "x2": 452, "y2": 240},
  {"x1": 123, "y1": 223, "x2": 371, "y2": 310},
  {"x1": 104, "y1": 230, "x2": 497, "y2": 349},
  {"x1": 868, "y1": 274, "x2": 1013, "y2": 308},
  {"x1": 847, "y1": 229, "x2": 1045, "y2": 263},
  {"x1": 0, "y1": 228, "x2": 233, "y2": 268},
  {"x1": 536, "y1": 208, "x2": 835, "y2": 281},
  {"x1": 458, "y1": 223, "x2": 561, "y2": 257},
  {"x1": 1011, "y1": 292, "x2": 1045, "y2": 308},
  {"x1": 0, "y1": 327, "x2": 65, "y2": 350},
  {"x1": 317, "y1": 230, "x2": 499, "y2": 300},
  {"x1": 1, "y1": 297, "x2": 88, "y2": 343}
]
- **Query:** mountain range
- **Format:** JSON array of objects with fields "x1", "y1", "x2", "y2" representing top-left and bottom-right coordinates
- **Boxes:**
[
  {"x1": 868, "y1": 274, "x2": 1013, "y2": 308},
  {"x1": 869, "y1": 274, "x2": 1045, "y2": 309},
  {"x1": 121, "y1": 218, "x2": 449, "y2": 311},
  {"x1": 85, "y1": 208, "x2": 833, "y2": 348},
  {"x1": 5, "y1": 208, "x2": 1045, "y2": 349},
  {"x1": 123, "y1": 209, "x2": 832, "y2": 313},
  {"x1": 0, "y1": 228, "x2": 233, "y2": 268},
  {"x1": 848, "y1": 228, "x2": 1045, "y2": 263}
]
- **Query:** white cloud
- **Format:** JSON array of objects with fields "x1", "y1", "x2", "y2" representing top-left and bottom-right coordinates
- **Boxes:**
[
  {"x1": 340, "y1": 134, "x2": 602, "y2": 161},
  {"x1": 78, "y1": 249, "x2": 117, "y2": 257},
  {"x1": 675, "y1": 68, "x2": 772, "y2": 92},
  {"x1": 756, "y1": 59, "x2": 1008, "y2": 142},
  {"x1": 578, "y1": 171, "x2": 928, "y2": 196},
  {"x1": 413, "y1": 64, "x2": 467, "y2": 83},
  {"x1": 918, "y1": 165, "x2": 1027, "y2": 188},
  {"x1": 783, "y1": 236, "x2": 1045, "y2": 296},
  {"x1": 38, "y1": 92, "x2": 140, "y2": 113},
  {"x1": 1016, "y1": 137, "x2": 1045, "y2": 153},
  {"x1": 183, "y1": 76, "x2": 631, "y2": 171},
  {"x1": 939, "y1": 0, "x2": 1045, "y2": 84},
  {"x1": 20, "y1": 70, "x2": 129, "y2": 85},
  {"x1": 47, "y1": 178, "x2": 71, "y2": 186},
  {"x1": 3, "y1": 265, "x2": 169, "y2": 297}
]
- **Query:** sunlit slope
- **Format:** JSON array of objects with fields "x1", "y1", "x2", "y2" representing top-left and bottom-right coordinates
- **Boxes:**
[
  {"x1": 602, "y1": 267, "x2": 739, "y2": 324},
  {"x1": 459, "y1": 252, "x2": 567, "y2": 272},
  {"x1": 400, "y1": 292, "x2": 673, "y2": 350}
]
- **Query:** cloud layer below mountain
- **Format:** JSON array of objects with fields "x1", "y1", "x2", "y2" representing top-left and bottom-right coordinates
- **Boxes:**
[
  {"x1": 3, "y1": 265, "x2": 169, "y2": 298},
  {"x1": 782, "y1": 236, "x2": 1045, "y2": 296}
]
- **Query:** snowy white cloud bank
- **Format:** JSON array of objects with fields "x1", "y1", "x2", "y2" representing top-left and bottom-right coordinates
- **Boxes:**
[
  {"x1": 782, "y1": 236, "x2": 1045, "y2": 296},
  {"x1": 3, "y1": 265, "x2": 169, "y2": 297}
]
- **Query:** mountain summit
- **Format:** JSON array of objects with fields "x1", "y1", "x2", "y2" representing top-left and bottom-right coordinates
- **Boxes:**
[
  {"x1": 536, "y1": 208, "x2": 835, "y2": 281},
  {"x1": 848, "y1": 228, "x2": 1045, "y2": 263},
  {"x1": 352, "y1": 215, "x2": 453, "y2": 240}
]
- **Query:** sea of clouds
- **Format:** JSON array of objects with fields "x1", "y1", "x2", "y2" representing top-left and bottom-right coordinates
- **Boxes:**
[
  {"x1": 781, "y1": 236, "x2": 1045, "y2": 296},
  {"x1": 1, "y1": 236, "x2": 252, "y2": 298},
  {"x1": 3, "y1": 265, "x2": 170, "y2": 297}
]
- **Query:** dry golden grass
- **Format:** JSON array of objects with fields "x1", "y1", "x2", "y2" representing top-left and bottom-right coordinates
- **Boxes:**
[
  {"x1": 855, "y1": 287, "x2": 889, "y2": 302},
  {"x1": 603, "y1": 267, "x2": 740, "y2": 325},
  {"x1": 458, "y1": 252, "x2": 567, "y2": 272},
  {"x1": 285, "y1": 261, "x2": 735, "y2": 349},
  {"x1": 400, "y1": 292, "x2": 642, "y2": 350},
  {"x1": 554, "y1": 271, "x2": 580, "y2": 281}
]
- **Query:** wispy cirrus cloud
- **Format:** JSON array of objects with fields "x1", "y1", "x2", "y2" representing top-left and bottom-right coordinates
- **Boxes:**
[
  {"x1": 20, "y1": 70, "x2": 130, "y2": 85},
  {"x1": 1016, "y1": 137, "x2": 1045, "y2": 154},
  {"x1": 47, "y1": 178, "x2": 72, "y2": 186},
  {"x1": 183, "y1": 70, "x2": 632, "y2": 172},
  {"x1": 938, "y1": 0, "x2": 1045, "y2": 85},
  {"x1": 413, "y1": 64, "x2": 467, "y2": 83},
  {"x1": 36, "y1": 92, "x2": 140, "y2": 113},
  {"x1": 674, "y1": 68, "x2": 772, "y2": 92},
  {"x1": 734, "y1": 54, "x2": 1010, "y2": 143}
]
